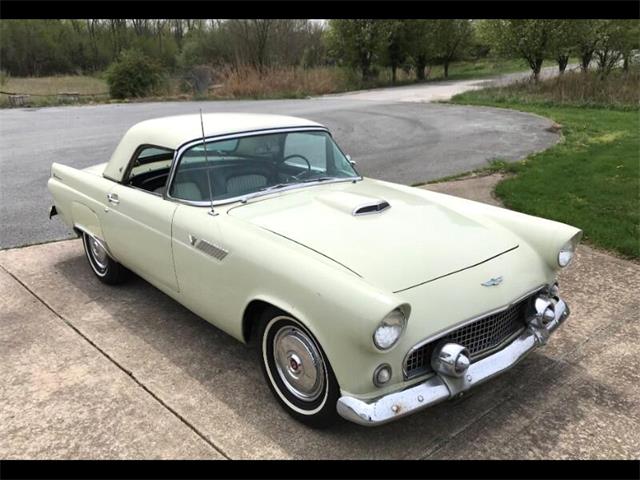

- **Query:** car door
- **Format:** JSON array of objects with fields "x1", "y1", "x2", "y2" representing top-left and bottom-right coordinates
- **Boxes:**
[
  {"x1": 170, "y1": 205, "x2": 233, "y2": 327},
  {"x1": 101, "y1": 146, "x2": 179, "y2": 292}
]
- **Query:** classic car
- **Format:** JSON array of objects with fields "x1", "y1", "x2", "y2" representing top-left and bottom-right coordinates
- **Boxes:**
[{"x1": 48, "y1": 113, "x2": 582, "y2": 428}]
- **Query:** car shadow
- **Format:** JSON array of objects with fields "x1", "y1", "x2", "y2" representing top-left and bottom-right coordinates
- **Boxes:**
[{"x1": 43, "y1": 244, "x2": 582, "y2": 459}]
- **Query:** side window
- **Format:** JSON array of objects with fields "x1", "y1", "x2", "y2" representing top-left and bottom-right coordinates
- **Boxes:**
[
  {"x1": 126, "y1": 146, "x2": 174, "y2": 194},
  {"x1": 284, "y1": 132, "x2": 326, "y2": 171}
]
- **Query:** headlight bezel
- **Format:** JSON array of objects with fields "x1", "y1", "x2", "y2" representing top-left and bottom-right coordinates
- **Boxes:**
[
  {"x1": 557, "y1": 231, "x2": 582, "y2": 268},
  {"x1": 372, "y1": 308, "x2": 407, "y2": 351}
]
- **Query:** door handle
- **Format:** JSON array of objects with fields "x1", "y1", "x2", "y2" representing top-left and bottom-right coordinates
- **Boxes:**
[{"x1": 107, "y1": 193, "x2": 120, "y2": 205}]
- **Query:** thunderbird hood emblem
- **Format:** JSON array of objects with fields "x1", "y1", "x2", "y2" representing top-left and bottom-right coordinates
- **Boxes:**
[{"x1": 481, "y1": 276, "x2": 503, "y2": 287}]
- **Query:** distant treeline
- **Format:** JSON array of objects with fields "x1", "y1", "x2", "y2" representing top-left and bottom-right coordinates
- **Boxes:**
[
  {"x1": 0, "y1": 20, "x2": 327, "y2": 77},
  {"x1": 0, "y1": 19, "x2": 637, "y2": 81}
]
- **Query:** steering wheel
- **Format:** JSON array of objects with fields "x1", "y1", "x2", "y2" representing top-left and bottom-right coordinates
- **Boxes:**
[{"x1": 282, "y1": 154, "x2": 312, "y2": 180}]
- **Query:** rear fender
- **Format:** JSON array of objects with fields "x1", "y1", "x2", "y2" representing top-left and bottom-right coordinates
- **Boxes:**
[{"x1": 71, "y1": 202, "x2": 105, "y2": 241}]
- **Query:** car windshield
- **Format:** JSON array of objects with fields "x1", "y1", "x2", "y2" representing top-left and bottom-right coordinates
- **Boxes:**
[{"x1": 169, "y1": 130, "x2": 359, "y2": 203}]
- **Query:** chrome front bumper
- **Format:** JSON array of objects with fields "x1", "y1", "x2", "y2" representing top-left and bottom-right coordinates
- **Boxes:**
[{"x1": 337, "y1": 297, "x2": 570, "y2": 426}]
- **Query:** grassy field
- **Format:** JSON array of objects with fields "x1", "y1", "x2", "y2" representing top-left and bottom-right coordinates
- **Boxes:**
[
  {"x1": 0, "y1": 75, "x2": 109, "y2": 107},
  {"x1": 450, "y1": 72, "x2": 640, "y2": 259}
]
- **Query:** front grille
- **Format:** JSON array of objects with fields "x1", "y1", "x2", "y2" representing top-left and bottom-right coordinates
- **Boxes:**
[{"x1": 404, "y1": 295, "x2": 534, "y2": 379}]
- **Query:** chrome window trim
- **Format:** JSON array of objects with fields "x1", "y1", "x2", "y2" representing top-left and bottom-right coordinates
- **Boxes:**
[
  {"x1": 401, "y1": 283, "x2": 546, "y2": 380},
  {"x1": 164, "y1": 126, "x2": 361, "y2": 207}
]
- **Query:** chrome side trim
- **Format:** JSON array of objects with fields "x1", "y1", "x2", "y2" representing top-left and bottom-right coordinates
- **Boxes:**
[
  {"x1": 337, "y1": 297, "x2": 569, "y2": 426},
  {"x1": 401, "y1": 284, "x2": 545, "y2": 379}
]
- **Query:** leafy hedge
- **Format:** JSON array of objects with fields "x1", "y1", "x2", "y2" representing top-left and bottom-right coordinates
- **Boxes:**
[{"x1": 106, "y1": 49, "x2": 164, "y2": 99}]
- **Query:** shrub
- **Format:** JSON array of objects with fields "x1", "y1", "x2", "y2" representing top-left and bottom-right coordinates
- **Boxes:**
[
  {"x1": 106, "y1": 49, "x2": 165, "y2": 99},
  {"x1": 210, "y1": 65, "x2": 351, "y2": 99}
]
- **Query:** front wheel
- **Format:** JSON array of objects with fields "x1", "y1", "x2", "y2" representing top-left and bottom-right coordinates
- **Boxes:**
[
  {"x1": 258, "y1": 308, "x2": 341, "y2": 428},
  {"x1": 82, "y1": 232, "x2": 129, "y2": 285}
]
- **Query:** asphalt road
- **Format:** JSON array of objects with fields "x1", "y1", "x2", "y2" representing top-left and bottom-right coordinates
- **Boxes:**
[{"x1": 0, "y1": 78, "x2": 559, "y2": 249}]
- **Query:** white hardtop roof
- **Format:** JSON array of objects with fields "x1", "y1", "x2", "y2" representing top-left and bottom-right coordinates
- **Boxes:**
[{"x1": 103, "y1": 113, "x2": 326, "y2": 182}]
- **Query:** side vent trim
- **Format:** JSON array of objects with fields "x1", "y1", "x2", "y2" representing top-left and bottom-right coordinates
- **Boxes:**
[
  {"x1": 353, "y1": 200, "x2": 391, "y2": 216},
  {"x1": 194, "y1": 238, "x2": 228, "y2": 261}
]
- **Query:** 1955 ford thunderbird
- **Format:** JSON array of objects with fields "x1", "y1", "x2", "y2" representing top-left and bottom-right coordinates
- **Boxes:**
[{"x1": 48, "y1": 113, "x2": 582, "y2": 428}]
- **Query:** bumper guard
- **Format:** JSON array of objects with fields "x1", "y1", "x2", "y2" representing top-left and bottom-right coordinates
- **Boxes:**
[{"x1": 337, "y1": 297, "x2": 569, "y2": 426}]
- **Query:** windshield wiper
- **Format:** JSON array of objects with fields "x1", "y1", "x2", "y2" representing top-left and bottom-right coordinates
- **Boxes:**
[
  {"x1": 239, "y1": 183, "x2": 289, "y2": 203},
  {"x1": 240, "y1": 177, "x2": 357, "y2": 203},
  {"x1": 300, "y1": 176, "x2": 340, "y2": 183},
  {"x1": 258, "y1": 183, "x2": 290, "y2": 192}
]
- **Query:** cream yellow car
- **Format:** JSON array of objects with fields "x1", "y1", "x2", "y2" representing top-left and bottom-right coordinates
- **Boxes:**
[{"x1": 48, "y1": 113, "x2": 582, "y2": 428}]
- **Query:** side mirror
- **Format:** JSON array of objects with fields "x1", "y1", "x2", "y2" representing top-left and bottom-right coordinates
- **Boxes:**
[{"x1": 346, "y1": 154, "x2": 356, "y2": 166}]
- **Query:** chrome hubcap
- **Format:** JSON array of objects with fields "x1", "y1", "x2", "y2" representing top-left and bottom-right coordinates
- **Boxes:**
[
  {"x1": 273, "y1": 325, "x2": 325, "y2": 401},
  {"x1": 88, "y1": 236, "x2": 108, "y2": 271}
]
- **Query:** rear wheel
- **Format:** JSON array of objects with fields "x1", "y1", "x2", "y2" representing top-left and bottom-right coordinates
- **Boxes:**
[
  {"x1": 82, "y1": 232, "x2": 129, "y2": 285},
  {"x1": 258, "y1": 308, "x2": 341, "y2": 429}
]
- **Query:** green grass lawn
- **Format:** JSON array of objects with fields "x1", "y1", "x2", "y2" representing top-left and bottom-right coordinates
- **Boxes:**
[{"x1": 450, "y1": 89, "x2": 639, "y2": 259}]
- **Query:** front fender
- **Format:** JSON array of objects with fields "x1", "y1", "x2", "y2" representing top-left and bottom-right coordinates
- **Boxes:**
[
  {"x1": 217, "y1": 216, "x2": 412, "y2": 397},
  {"x1": 387, "y1": 183, "x2": 583, "y2": 272}
]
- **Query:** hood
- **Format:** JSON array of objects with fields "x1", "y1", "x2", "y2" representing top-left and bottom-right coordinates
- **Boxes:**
[{"x1": 228, "y1": 179, "x2": 519, "y2": 292}]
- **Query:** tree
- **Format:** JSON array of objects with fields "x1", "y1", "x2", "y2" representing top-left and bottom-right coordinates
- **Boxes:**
[
  {"x1": 467, "y1": 20, "x2": 492, "y2": 60},
  {"x1": 226, "y1": 20, "x2": 274, "y2": 72},
  {"x1": 619, "y1": 20, "x2": 640, "y2": 72},
  {"x1": 327, "y1": 20, "x2": 387, "y2": 81},
  {"x1": 548, "y1": 20, "x2": 577, "y2": 74},
  {"x1": 404, "y1": 20, "x2": 436, "y2": 80},
  {"x1": 379, "y1": 20, "x2": 409, "y2": 83},
  {"x1": 593, "y1": 20, "x2": 637, "y2": 76},
  {"x1": 572, "y1": 20, "x2": 602, "y2": 72},
  {"x1": 480, "y1": 20, "x2": 554, "y2": 81},
  {"x1": 431, "y1": 20, "x2": 473, "y2": 78}
]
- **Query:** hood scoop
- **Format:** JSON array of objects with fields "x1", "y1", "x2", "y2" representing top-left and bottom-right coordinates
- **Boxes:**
[
  {"x1": 353, "y1": 200, "x2": 391, "y2": 216},
  {"x1": 314, "y1": 191, "x2": 391, "y2": 216}
]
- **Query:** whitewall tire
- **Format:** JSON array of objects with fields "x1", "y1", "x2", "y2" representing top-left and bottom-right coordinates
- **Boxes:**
[
  {"x1": 81, "y1": 232, "x2": 129, "y2": 285},
  {"x1": 258, "y1": 307, "x2": 341, "y2": 428}
]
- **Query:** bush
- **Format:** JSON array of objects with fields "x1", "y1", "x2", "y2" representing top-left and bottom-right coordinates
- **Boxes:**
[
  {"x1": 209, "y1": 65, "x2": 351, "y2": 99},
  {"x1": 106, "y1": 49, "x2": 165, "y2": 99}
]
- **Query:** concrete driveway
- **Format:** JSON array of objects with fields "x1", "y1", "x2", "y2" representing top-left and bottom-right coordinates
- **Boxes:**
[{"x1": 1, "y1": 175, "x2": 638, "y2": 459}]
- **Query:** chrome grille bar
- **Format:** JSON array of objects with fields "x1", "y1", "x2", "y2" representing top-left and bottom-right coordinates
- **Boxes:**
[{"x1": 404, "y1": 295, "x2": 533, "y2": 379}]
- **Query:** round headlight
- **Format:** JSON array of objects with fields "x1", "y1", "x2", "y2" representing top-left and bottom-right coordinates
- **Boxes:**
[
  {"x1": 558, "y1": 241, "x2": 575, "y2": 267},
  {"x1": 373, "y1": 309, "x2": 406, "y2": 350},
  {"x1": 557, "y1": 231, "x2": 582, "y2": 268}
]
